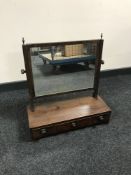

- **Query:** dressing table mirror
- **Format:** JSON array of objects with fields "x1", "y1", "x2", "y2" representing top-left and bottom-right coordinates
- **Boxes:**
[{"x1": 22, "y1": 35, "x2": 111, "y2": 140}]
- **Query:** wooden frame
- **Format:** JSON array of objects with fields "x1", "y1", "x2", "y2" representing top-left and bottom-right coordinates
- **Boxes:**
[{"x1": 22, "y1": 39, "x2": 104, "y2": 111}]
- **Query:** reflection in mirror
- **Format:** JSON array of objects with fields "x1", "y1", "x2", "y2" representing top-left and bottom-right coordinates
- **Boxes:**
[{"x1": 30, "y1": 42, "x2": 97, "y2": 97}]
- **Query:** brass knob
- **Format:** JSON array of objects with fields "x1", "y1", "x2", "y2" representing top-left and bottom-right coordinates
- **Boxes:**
[
  {"x1": 41, "y1": 128, "x2": 47, "y2": 134},
  {"x1": 101, "y1": 60, "x2": 104, "y2": 64},
  {"x1": 21, "y1": 69, "x2": 26, "y2": 74},
  {"x1": 99, "y1": 116, "x2": 104, "y2": 121},
  {"x1": 72, "y1": 122, "x2": 76, "y2": 127}
]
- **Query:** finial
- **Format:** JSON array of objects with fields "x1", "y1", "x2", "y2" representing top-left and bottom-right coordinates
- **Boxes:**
[
  {"x1": 101, "y1": 33, "x2": 103, "y2": 39},
  {"x1": 22, "y1": 37, "x2": 25, "y2": 45}
]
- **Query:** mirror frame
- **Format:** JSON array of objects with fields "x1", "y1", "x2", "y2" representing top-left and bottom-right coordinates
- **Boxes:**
[{"x1": 22, "y1": 39, "x2": 103, "y2": 110}]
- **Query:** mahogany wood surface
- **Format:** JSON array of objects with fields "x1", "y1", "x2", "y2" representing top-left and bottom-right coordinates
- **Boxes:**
[{"x1": 27, "y1": 96, "x2": 111, "y2": 129}]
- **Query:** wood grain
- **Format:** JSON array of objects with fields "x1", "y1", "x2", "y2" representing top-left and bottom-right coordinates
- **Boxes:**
[{"x1": 27, "y1": 96, "x2": 111, "y2": 128}]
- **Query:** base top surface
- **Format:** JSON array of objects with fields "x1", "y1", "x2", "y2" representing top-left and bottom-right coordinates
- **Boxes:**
[{"x1": 27, "y1": 96, "x2": 111, "y2": 128}]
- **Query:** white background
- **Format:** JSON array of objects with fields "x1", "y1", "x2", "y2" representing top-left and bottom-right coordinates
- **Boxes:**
[{"x1": 0, "y1": 0, "x2": 131, "y2": 83}]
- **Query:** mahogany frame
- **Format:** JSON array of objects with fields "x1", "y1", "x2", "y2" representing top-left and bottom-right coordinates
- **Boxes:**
[{"x1": 22, "y1": 39, "x2": 104, "y2": 111}]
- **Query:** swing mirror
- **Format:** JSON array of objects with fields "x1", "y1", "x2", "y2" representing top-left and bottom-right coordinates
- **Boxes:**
[{"x1": 30, "y1": 41, "x2": 97, "y2": 97}]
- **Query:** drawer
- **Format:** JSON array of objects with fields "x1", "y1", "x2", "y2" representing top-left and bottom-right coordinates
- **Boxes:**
[{"x1": 31, "y1": 112, "x2": 111, "y2": 140}]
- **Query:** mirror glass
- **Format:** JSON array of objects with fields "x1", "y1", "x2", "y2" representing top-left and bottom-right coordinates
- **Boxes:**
[{"x1": 30, "y1": 42, "x2": 97, "y2": 97}]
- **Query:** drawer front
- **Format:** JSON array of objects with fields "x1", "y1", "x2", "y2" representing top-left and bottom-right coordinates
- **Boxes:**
[{"x1": 31, "y1": 112, "x2": 111, "y2": 140}]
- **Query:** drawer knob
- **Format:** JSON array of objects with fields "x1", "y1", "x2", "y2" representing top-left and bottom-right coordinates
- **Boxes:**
[
  {"x1": 72, "y1": 122, "x2": 76, "y2": 127},
  {"x1": 41, "y1": 128, "x2": 47, "y2": 134},
  {"x1": 99, "y1": 116, "x2": 104, "y2": 121}
]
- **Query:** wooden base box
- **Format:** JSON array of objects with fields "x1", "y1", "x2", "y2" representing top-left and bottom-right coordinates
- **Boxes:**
[{"x1": 27, "y1": 96, "x2": 111, "y2": 140}]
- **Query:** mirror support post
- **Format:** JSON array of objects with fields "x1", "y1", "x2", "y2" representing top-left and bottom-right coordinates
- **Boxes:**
[
  {"x1": 93, "y1": 38, "x2": 104, "y2": 98},
  {"x1": 22, "y1": 43, "x2": 35, "y2": 111}
]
